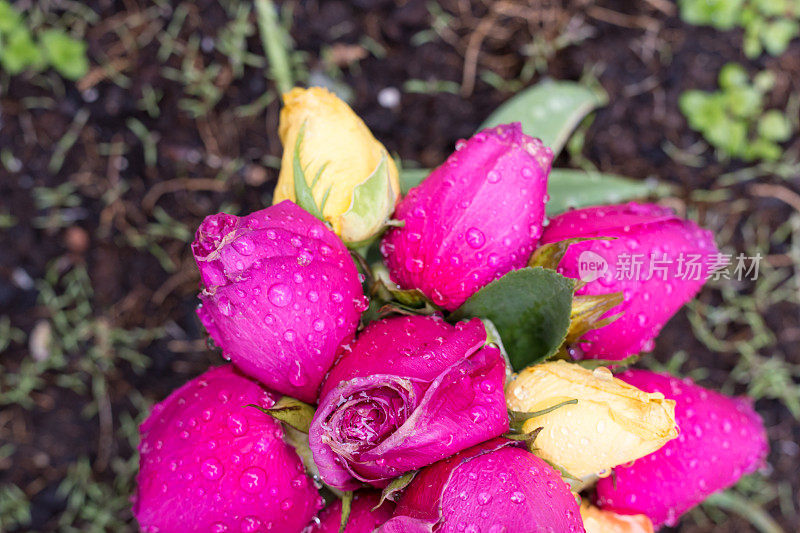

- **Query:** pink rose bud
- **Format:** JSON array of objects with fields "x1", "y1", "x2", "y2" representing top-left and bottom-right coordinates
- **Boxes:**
[
  {"x1": 192, "y1": 200, "x2": 366, "y2": 402},
  {"x1": 595, "y1": 370, "x2": 769, "y2": 528},
  {"x1": 133, "y1": 365, "x2": 323, "y2": 532},
  {"x1": 382, "y1": 123, "x2": 552, "y2": 310},
  {"x1": 309, "y1": 316, "x2": 509, "y2": 490},
  {"x1": 378, "y1": 439, "x2": 585, "y2": 532},
  {"x1": 307, "y1": 492, "x2": 395, "y2": 533},
  {"x1": 540, "y1": 202, "x2": 720, "y2": 360}
]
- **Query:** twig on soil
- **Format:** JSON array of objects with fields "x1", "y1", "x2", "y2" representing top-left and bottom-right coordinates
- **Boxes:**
[
  {"x1": 141, "y1": 178, "x2": 229, "y2": 211},
  {"x1": 461, "y1": 12, "x2": 498, "y2": 97},
  {"x1": 586, "y1": 6, "x2": 660, "y2": 32},
  {"x1": 750, "y1": 184, "x2": 800, "y2": 214}
]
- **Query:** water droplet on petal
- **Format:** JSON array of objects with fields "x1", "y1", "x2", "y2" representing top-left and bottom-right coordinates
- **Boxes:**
[
  {"x1": 466, "y1": 227, "x2": 485, "y2": 249},
  {"x1": 268, "y1": 283, "x2": 292, "y2": 307},
  {"x1": 239, "y1": 467, "x2": 267, "y2": 493},
  {"x1": 201, "y1": 458, "x2": 224, "y2": 480}
]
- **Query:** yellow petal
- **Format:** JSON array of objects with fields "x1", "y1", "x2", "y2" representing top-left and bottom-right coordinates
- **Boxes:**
[
  {"x1": 580, "y1": 502, "x2": 654, "y2": 533},
  {"x1": 274, "y1": 87, "x2": 400, "y2": 242},
  {"x1": 506, "y1": 360, "x2": 677, "y2": 479}
]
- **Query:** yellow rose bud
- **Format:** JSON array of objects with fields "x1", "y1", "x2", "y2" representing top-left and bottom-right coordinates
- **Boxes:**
[
  {"x1": 505, "y1": 360, "x2": 678, "y2": 479},
  {"x1": 274, "y1": 87, "x2": 400, "y2": 245},
  {"x1": 580, "y1": 502, "x2": 654, "y2": 533}
]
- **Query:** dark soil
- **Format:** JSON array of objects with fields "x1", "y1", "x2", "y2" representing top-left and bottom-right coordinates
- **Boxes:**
[{"x1": 1, "y1": 0, "x2": 798, "y2": 531}]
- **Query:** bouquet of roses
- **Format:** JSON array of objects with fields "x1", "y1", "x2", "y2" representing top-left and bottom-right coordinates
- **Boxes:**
[{"x1": 132, "y1": 87, "x2": 768, "y2": 533}]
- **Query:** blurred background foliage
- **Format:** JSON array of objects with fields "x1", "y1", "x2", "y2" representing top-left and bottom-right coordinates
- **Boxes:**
[{"x1": 0, "y1": 0, "x2": 799, "y2": 531}]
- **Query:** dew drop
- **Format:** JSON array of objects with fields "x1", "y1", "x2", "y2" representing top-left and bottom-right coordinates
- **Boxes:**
[
  {"x1": 231, "y1": 236, "x2": 254, "y2": 256},
  {"x1": 201, "y1": 458, "x2": 224, "y2": 480},
  {"x1": 217, "y1": 296, "x2": 233, "y2": 316},
  {"x1": 466, "y1": 227, "x2": 486, "y2": 249},
  {"x1": 239, "y1": 467, "x2": 267, "y2": 493},
  {"x1": 268, "y1": 283, "x2": 292, "y2": 307},
  {"x1": 592, "y1": 367, "x2": 613, "y2": 381},
  {"x1": 227, "y1": 413, "x2": 249, "y2": 436}
]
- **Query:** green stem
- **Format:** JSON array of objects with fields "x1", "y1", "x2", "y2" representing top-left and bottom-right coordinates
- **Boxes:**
[
  {"x1": 254, "y1": 0, "x2": 293, "y2": 94},
  {"x1": 508, "y1": 399, "x2": 578, "y2": 429},
  {"x1": 704, "y1": 491, "x2": 784, "y2": 533}
]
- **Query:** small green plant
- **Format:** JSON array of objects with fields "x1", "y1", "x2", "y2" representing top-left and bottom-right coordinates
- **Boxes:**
[
  {"x1": 0, "y1": 0, "x2": 89, "y2": 80},
  {"x1": 679, "y1": 63, "x2": 793, "y2": 161},
  {"x1": 679, "y1": 0, "x2": 800, "y2": 57}
]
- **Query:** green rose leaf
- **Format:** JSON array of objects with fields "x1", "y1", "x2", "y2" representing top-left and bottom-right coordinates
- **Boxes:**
[
  {"x1": 373, "y1": 470, "x2": 418, "y2": 510},
  {"x1": 546, "y1": 168, "x2": 672, "y2": 216},
  {"x1": 340, "y1": 154, "x2": 394, "y2": 247},
  {"x1": 479, "y1": 80, "x2": 606, "y2": 157},
  {"x1": 248, "y1": 396, "x2": 316, "y2": 433},
  {"x1": 292, "y1": 122, "x2": 327, "y2": 222},
  {"x1": 450, "y1": 267, "x2": 574, "y2": 371}
]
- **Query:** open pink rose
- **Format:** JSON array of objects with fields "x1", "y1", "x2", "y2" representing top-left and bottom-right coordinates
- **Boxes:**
[
  {"x1": 192, "y1": 200, "x2": 365, "y2": 402},
  {"x1": 133, "y1": 365, "x2": 323, "y2": 533},
  {"x1": 382, "y1": 123, "x2": 552, "y2": 310},
  {"x1": 309, "y1": 315, "x2": 509, "y2": 490}
]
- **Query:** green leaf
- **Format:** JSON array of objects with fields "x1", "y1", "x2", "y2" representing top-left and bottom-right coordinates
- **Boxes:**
[
  {"x1": 479, "y1": 80, "x2": 606, "y2": 156},
  {"x1": 399, "y1": 167, "x2": 428, "y2": 194},
  {"x1": 254, "y1": 0, "x2": 294, "y2": 94},
  {"x1": 718, "y1": 63, "x2": 749, "y2": 90},
  {"x1": 373, "y1": 471, "x2": 417, "y2": 511},
  {"x1": 679, "y1": 90, "x2": 713, "y2": 129},
  {"x1": 725, "y1": 86, "x2": 763, "y2": 119},
  {"x1": 575, "y1": 354, "x2": 641, "y2": 370},
  {"x1": 39, "y1": 29, "x2": 89, "y2": 80},
  {"x1": 292, "y1": 123, "x2": 326, "y2": 221},
  {"x1": 504, "y1": 426, "x2": 543, "y2": 443},
  {"x1": 546, "y1": 168, "x2": 671, "y2": 216},
  {"x1": 758, "y1": 110, "x2": 793, "y2": 142},
  {"x1": 248, "y1": 396, "x2": 316, "y2": 433},
  {"x1": 450, "y1": 267, "x2": 574, "y2": 371},
  {"x1": 528, "y1": 237, "x2": 612, "y2": 270},
  {"x1": 566, "y1": 292, "x2": 624, "y2": 345},
  {"x1": 0, "y1": 27, "x2": 45, "y2": 75},
  {"x1": 743, "y1": 25, "x2": 764, "y2": 58},
  {"x1": 340, "y1": 154, "x2": 394, "y2": 246},
  {"x1": 761, "y1": 18, "x2": 799, "y2": 56},
  {"x1": 703, "y1": 490, "x2": 784, "y2": 533},
  {"x1": 339, "y1": 491, "x2": 353, "y2": 533},
  {"x1": 678, "y1": 0, "x2": 744, "y2": 29},
  {"x1": 0, "y1": 0, "x2": 22, "y2": 33}
]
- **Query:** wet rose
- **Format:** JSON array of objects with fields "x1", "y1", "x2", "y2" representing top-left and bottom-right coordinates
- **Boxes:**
[
  {"x1": 540, "y1": 202, "x2": 720, "y2": 360},
  {"x1": 308, "y1": 315, "x2": 508, "y2": 490},
  {"x1": 506, "y1": 360, "x2": 678, "y2": 480},
  {"x1": 382, "y1": 123, "x2": 552, "y2": 310},
  {"x1": 378, "y1": 439, "x2": 584, "y2": 532},
  {"x1": 192, "y1": 201, "x2": 365, "y2": 402},
  {"x1": 133, "y1": 365, "x2": 323, "y2": 533}
]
